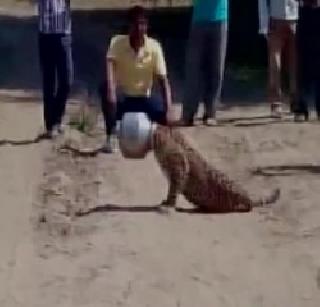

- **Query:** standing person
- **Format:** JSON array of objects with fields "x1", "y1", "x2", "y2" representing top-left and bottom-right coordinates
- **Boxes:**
[
  {"x1": 179, "y1": 0, "x2": 229, "y2": 126},
  {"x1": 258, "y1": 0, "x2": 299, "y2": 117},
  {"x1": 38, "y1": 0, "x2": 73, "y2": 138},
  {"x1": 294, "y1": 0, "x2": 320, "y2": 121},
  {"x1": 99, "y1": 6, "x2": 174, "y2": 153}
]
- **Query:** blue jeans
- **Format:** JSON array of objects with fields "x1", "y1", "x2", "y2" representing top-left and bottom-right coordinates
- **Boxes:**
[
  {"x1": 99, "y1": 84, "x2": 167, "y2": 136},
  {"x1": 39, "y1": 33, "x2": 73, "y2": 130}
]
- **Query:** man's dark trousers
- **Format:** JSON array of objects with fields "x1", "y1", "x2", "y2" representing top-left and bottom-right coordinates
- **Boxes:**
[
  {"x1": 295, "y1": 7, "x2": 320, "y2": 116},
  {"x1": 39, "y1": 33, "x2": 73, "y2": 131}
]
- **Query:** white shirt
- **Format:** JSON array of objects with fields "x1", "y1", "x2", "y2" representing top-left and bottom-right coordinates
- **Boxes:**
[{"x1": 258, "y1": 0, "x2": 299, "y2": 35}]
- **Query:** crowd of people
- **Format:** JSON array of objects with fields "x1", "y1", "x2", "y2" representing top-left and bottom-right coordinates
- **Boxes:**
[
  {"x1": 258, "y1": 0, "x2": 320, "y2": 121},
  {"x1": 35, "y1": 0, "x2": 320, "y2": 153}
]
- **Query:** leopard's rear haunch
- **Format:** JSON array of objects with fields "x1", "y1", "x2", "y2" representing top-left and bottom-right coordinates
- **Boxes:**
[{"x1": 152, "y1": 125, "x2": 280, "y2": 213}]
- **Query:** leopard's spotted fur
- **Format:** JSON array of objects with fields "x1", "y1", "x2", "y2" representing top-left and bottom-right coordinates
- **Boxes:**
[{"x1": 152, "y1": 125, "x2": 280, "y2": 213}]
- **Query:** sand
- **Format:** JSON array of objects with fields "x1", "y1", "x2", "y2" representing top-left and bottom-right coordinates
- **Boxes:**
[{"x1": 0, "y1": 90, "x2": 320, "y2": 306}]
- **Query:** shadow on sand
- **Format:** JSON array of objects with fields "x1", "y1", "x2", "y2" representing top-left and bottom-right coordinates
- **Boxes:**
[
  {"x1": 0, "y1": 135, "x2": 45, "y2": 147},
  {"x1": 76, "y1": 204, "x2": 167, "y2": 216},
  {"x1": 76, "y1": 203, "x2": 249, "y2": 216},
  {"x1": 252, "y1": 164, "x2": 320, "y2": 177}
]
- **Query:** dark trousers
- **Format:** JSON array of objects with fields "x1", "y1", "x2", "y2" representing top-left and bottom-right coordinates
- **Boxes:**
[
  {"x1": 182, "y1": 21, "x2": 228, "y2": 120},
  {"x1": 296, "y1": 7, "x2": 320, "y2": 115},
  {"x1": 98, "y1": 84, "x2": 167, "y2": 136},
  {"x1": 39, "y1": 33, "x2": 73, "y2": 131}
]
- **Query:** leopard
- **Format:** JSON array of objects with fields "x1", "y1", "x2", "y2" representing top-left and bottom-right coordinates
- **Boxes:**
[{"x1": 152, "y1": 125, "x2": 280, "y2": 213}]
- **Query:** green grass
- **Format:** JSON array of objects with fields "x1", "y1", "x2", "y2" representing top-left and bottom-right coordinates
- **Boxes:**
[{"x1": 68, "y1": 103, "x2": 98, "y2": 135}]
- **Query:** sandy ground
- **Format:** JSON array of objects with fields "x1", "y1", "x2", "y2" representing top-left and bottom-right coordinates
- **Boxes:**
[{"x1": 0, "y1": 90, "x2": 320, "y2": 306}]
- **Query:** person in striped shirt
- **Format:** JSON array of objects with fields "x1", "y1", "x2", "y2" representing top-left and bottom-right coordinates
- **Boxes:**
[{"x1": 37, "y1": 0, "x2": 73, "y2": 138}]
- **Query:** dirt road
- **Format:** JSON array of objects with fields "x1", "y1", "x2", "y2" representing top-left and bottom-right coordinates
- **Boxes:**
[{"x1": 1, "y1": 92, "x2": 320, "y2": 306}]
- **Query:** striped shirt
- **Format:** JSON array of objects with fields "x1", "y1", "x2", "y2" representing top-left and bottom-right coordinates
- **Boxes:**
[
  {"x1": 258, "y1": 0, "x2": 299, "y2": 34},
  {"x1": 38, "y1": 0, "x2": 72, "y2": 34}
]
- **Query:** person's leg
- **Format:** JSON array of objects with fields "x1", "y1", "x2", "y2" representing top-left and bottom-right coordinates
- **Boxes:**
[
  {"x1": 295, "y1": 8, "x2": 313, "y2": 120},
  {"x1": 144, "y1": 96, "x2": 167, "y2": 125},
  {"x1": 55, "y1": 34, "x2": 73, "y2": 129},
  {"x1": 38, "y1": 34, "x2": 56, "y2": 133},
  {"x1": 116, "y1": 96, "x2": 167, "y2": 125},
  {"x1": 315, "y1": 69, "x2": 320, "y2": 119},
  {"x1": 98, "y1": 84, "x2": 127, "y2": 153},
  {"x1": 285, "y1": 21, "x2": 298, "y2": 112},
  {"x1": 98, "y1": 82, "x2": 123, "y2": 136},
  {"x1": 181, "y1": 23, "x2": 206, "y2": 125},
  {"x1": 267, "y1": 19, "x2": 285, "y2": 117},
  {"x1": 313, "y1": 9, "x2": 320, "y2": 118},
  {"x1": 202, "y1": 21, "x2": 228, "y2": 125}
]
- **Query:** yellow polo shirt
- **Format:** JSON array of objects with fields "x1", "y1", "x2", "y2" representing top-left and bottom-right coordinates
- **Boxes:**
[{"x1": 107, "y1": 35, "x2": 167, "y2": 97}]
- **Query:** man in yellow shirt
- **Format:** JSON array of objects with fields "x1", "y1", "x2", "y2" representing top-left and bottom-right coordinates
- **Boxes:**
[{"x1": 99, "y1": 6, "x2": 173, "y2": 153}]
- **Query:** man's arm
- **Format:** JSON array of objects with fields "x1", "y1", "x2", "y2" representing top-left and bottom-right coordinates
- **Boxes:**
[
  {"x1": 106, "y1": 59, "x2": 117, "y2": 104},
  {"x1": 154, "y1": 42, "x2": 174, "y2": 123},
  {"x1": 105, "y1": 37, "x2": 119, "y2": 104},
  {"x1": 158, "y1": 75, "x2": 173, "y2": 113}
]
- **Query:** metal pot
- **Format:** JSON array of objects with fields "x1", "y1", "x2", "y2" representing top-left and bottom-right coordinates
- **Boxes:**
[{"x1": 118, "y1": 112, "x2": 156, "y2": 159}]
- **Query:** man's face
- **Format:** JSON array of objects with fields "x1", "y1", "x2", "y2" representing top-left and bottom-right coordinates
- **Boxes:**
[{"x1": 129, "y1": 16, "x2": 148, "y2": 40}]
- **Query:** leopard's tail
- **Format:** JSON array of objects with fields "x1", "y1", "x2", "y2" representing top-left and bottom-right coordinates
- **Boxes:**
[{"x1": 252, "y1": 188, "x2": 280, "y2": 208}]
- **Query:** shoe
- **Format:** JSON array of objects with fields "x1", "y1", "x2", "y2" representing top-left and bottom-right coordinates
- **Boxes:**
[
  {"x1": 101, "y1": 137, "x2": 115, "y2": 154},
  {"x1": 271, "y1": 102, "x2": 283, "y2": 118},
  {"x1": 203, "y1": 116, "x2": 217, "y2": 126},
  {"x1": 38, "y1": 130, "x2": 53, "y2": 140}
]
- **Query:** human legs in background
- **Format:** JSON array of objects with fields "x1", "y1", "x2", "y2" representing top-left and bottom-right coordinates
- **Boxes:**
[
  {"x1": 39, "y1": 34, "x2": 56, "y2": 134},
  {"x1": 267, "y1": 19, "x2": 298, "y2": 117},
  {"x1": 181, "y1": 24, "x2": 206, "y2": 125},
  {"x1": 312, "y1": 9, "x2": 320, "y2": 119},
  {"x1": 38, "y1": 34, "x2": 73, "y2": 136},
  {"x1": 315, "y1": 62, "x2": 320, "y2": 119},
  {"x1": 181, "y1": 22, "x2": 228, "y2": 126},
  {"x1": 202, "y1": 21, "x2": 228, "y2": 126},
  {"x1": 294, "y1": 7, "x2": 320, "y2": 121},
  {"x1": 55, "y1": 35, "x2": 73, "y2": 129},
  {"x1": 285, "y1": 21, "x2": 298, "y2": 112},
  {"x1": 267, "y1": 19, "x2": 285, "y2": 117}
]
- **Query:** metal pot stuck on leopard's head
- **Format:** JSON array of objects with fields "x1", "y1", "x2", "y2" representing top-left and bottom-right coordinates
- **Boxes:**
[{"x1": 117, "y1": 112, "x2": 157, "y2": 159}]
